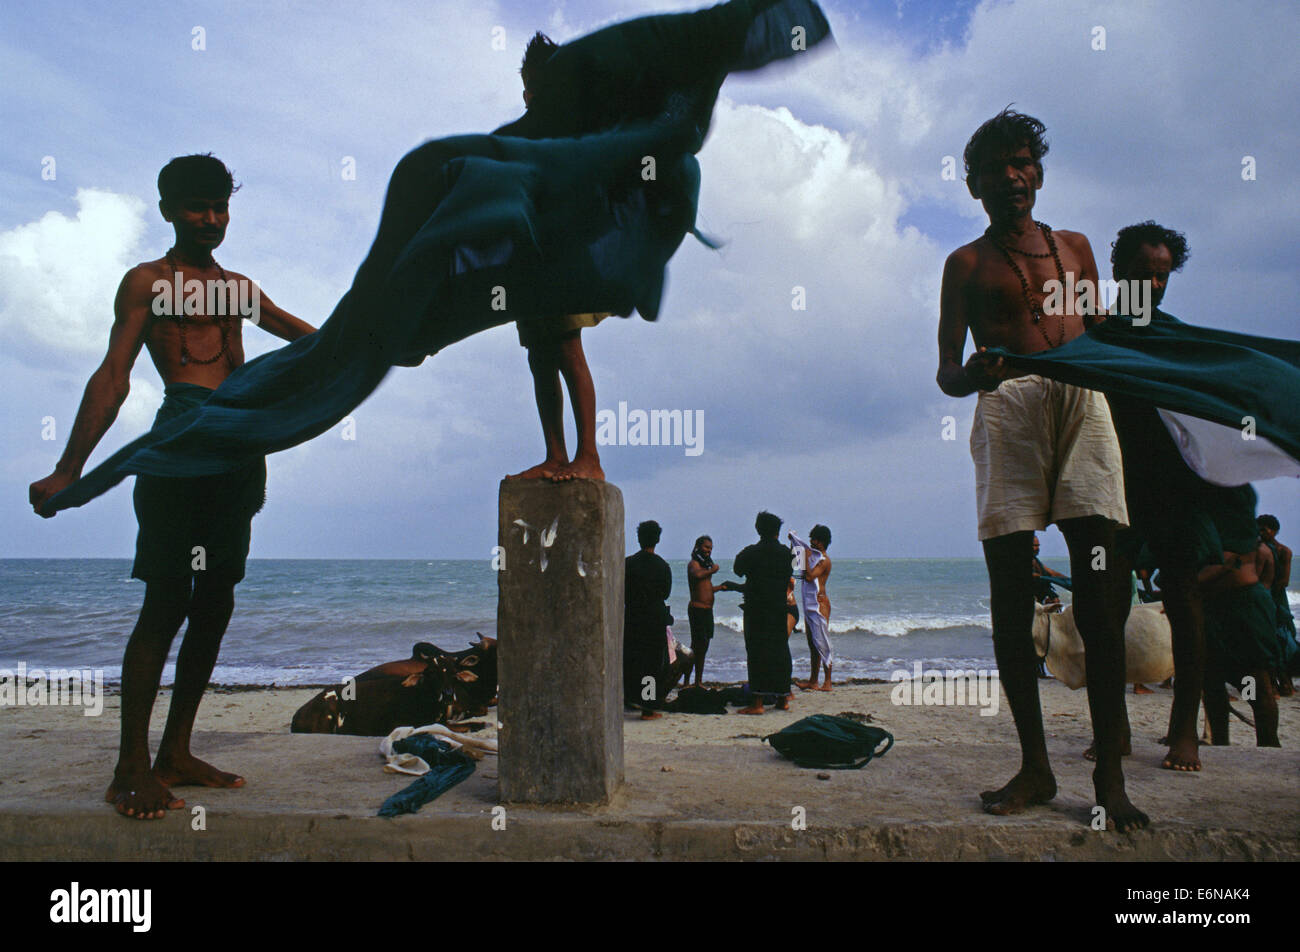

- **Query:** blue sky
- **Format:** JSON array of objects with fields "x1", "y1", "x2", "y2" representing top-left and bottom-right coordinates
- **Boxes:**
[{"x1": 2, "y1": 0, "x2": 1296, "y2": 561}]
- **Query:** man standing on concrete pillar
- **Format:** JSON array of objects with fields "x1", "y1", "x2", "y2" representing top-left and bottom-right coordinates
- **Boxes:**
[{"x1": 625, "y1": 520, "x2": 672, "y2": 720}]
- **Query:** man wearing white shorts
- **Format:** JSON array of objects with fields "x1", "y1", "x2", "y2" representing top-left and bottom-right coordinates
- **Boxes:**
[{"x1": 936, "y1": 108, "x2": 1146, "y2": 831}]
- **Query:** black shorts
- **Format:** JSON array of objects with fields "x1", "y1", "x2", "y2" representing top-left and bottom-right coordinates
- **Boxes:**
[
  {"x1": 688, "y1": 605, "x2": 714, "y2": 650},
  {"x1": 131, "y1": 459, "x2": 267, "y2": 584}
]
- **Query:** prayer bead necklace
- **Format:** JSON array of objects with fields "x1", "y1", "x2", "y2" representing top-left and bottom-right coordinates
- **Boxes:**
[
  {"x1": 165, "y1": 249, "x2": 233, "y2": 366},
  {"x1": 985, "y1": 221, "x2": 1067, "y2": 349}
]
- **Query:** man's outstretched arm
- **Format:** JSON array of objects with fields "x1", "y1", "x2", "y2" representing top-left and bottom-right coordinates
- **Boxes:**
[
  {"x1": 250, "y1": 287, "x2": 316, "y2": 342},
  {"x1": 29, "y1": 269, "x2": 152, "y2": 516}
]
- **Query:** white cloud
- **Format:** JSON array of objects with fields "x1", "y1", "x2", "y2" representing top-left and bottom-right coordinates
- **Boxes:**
[{"x1": 0, "y1": 188, "x2": 147, "y2": 356}]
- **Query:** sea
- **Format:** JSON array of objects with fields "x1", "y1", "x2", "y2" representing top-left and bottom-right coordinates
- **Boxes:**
[{"x1": 4, "y1": 557, "x2": 1294, "y2": 688}]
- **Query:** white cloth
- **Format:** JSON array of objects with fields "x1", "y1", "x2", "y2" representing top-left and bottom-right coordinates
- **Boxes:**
[
  {"x1": 789, "y1": 531, "x2": 832, "y2": 665},
  {"x1": 380, "y1": 723, "x2": 498, "y2": 776},
  {"x1": 1158, "y1": 409, "x2": 1300, "y2": 486}
]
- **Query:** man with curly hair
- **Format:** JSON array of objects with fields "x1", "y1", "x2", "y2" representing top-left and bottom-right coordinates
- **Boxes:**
[
  {"x1": 1102, "y1": 221, "x2": 1280, "y2": 768},
  {"x1": 937, "y1": 108, "x2": 1145, "y2": 831}
]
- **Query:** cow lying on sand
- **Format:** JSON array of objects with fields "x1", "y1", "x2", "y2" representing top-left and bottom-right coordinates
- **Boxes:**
[{"x1": 291, "y1": 636, "x2": 497, "y2": 736}]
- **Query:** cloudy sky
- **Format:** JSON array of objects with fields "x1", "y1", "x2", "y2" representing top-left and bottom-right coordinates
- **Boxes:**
[{"x1": 2, "y1": 0, "x2": 1296, "y2": 561}]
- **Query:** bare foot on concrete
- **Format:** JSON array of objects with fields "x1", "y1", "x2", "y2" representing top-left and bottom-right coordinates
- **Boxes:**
[
  {"x1": 1133, "y1": 683, "x2": 1154, "y2": 695},
  {"x1": 980, "y1": 767, "x2": 1056, "y2": 816},
  {"x1": 737, "y1": 704, "x2": 764, "y2": 715},
  {"x1": 1095, "y1": 769, "x2": 1150, "y2": 832},
  {"x1": 507, "y1": 458, "x2": 564, "y2": 480},
  {"x1": 551, "y1": 454, "x2": 604, "y2": 482},
  {"x1": 1160, "y1": 734, "x2": 1201, "y2": 772},
  {"x1": 153, "y1": 753, "x2": 245, "y2": 790},
  {"x1": 106, "y1": 769, "x2": 184, "y2": 820},
  {"x1": 1082, "y1": 737, "x2": 1131, "y2": 761}
]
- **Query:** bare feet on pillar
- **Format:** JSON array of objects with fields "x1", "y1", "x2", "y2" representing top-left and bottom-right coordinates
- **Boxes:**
[
  {"x1": 979, "y1": 766, "x2": 1056, "y2": 816},
  {"x1": 551, "y1": 453, "x2": 604, "y2": 482},
  {"x1": 507, "y1": 457, "x2": 566, "y2": 480}
]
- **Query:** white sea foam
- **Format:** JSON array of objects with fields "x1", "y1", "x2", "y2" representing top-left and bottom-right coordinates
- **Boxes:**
[{"x1": 712, "y1": 612, "x2": 991, "y2": 637}]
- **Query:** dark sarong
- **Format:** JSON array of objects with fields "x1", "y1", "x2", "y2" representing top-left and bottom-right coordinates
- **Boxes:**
[
  {"x1": 734, "y1": 537, "x2": 793, "y2": 697},
  {"x1": 688, "y1": 605, "x2": 714, "y2": 651},
  {"x1": 1206, "y1": 583, "x2": 1281, "y2": 683},
  {"x1": 131, "y1": 383, "x2": 265, "y2": 583}
]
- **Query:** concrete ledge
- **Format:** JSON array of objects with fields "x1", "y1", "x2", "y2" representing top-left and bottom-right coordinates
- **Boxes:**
[{"x1": 1, "y1": 727, "x2": 1296, "y2": 861}]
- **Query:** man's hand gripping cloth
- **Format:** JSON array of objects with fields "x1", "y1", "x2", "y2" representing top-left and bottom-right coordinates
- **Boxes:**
[{"x1": 45, "y1": 0, "x2": 832, "y2": 514}]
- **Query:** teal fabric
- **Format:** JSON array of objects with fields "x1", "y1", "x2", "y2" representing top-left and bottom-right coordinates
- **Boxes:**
[
  {"x1": 47, "y1": 0, "x2": 832, "y2": 514},
  {"x1": 1205, "y1": 583, "x2": 1282, "y2": 682},
  {"x1": 992, "y1": 311, "x2": 1300, "y2": 464}
]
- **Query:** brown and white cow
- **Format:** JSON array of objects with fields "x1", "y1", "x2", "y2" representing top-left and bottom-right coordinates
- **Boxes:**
[{"x1": 290, "y1": 635, "x2": 497, "y2": 736}]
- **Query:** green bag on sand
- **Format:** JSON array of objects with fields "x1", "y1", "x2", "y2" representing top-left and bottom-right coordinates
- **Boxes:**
[{"x1": 763, "y1": 714, "x2": 894, "y2": 769}]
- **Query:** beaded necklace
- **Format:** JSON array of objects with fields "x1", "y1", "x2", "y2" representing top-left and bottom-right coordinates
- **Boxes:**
[
  {"x1": 985, "y1": 221, "x2": 1067, "y2": 348},
  {"x1": 164, "y1": 249, "x2": 234, "y2": 366}
]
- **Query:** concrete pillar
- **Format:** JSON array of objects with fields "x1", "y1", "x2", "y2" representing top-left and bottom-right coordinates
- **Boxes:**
[{"x1": 497, "y1": 479, "x2": 625, "y2": 803}]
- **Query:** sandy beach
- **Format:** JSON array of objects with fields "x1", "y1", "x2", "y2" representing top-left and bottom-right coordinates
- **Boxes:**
[{"x1": 2, "y1": 676, "x2": 1296, "y2": 861}]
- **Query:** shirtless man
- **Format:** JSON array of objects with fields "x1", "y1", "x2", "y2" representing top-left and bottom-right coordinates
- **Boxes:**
[
  {"x1": 1258, "y1": 514, "x2": 1296, "y2": 688},
  {"x1": 28, "y1": 154, "x2": 315, "y2": 819},
  {"x1": 790, "y1": 526, "x2": 833, "y2": 690},
  {"x1": 1201, "y1": 523, "x2": 1281, "y2": 747},
  {"x1": 936, "y1": 109, "x2": 1144, "y2": 830},
  {"x1": 687, "y1": 535, "x2": 725, "y2": 686},
  {"x1": 1256, "y1": 529, "x2": 1296, "y2": 696},
  {"x1": 499, "y1": 32, "x2": 608, "y2": 483}
]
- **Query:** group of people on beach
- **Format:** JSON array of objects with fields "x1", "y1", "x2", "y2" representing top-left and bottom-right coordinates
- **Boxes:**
[
  {"x1": 621, "y1": 513, "x2": 834, "y2": 720},
  {"x1": 24, "y1": 0, "x2": 1295, "y2": 833}
]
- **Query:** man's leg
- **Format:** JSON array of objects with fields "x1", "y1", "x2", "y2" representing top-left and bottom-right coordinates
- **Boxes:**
[
  {"x1": 689, "y1": 607, "x2": 710, "y2": 687},
  {"x1": 1157, "y1": 568, "x2": 1206, "y2": 770},
  {"x1": 979, "y1": 530, "x2": 1057, "y2": 815},
  {"x1": 1202, "y1": 669, "x2": 1231, "y2": 745},
  {"x1": 553, "y1": 331, "x2": 604, "y2": 481},
  {"x1": 737, "y1": 615, "x2": 766, "y2": 714},
  {"x1": 1059, "y1": 516, "x2": 1149, "y2": 831},
  {"x1": 153, "y1": 574, "x2": 245, "y2": 790},
  {"x1": 106, "y1": 580, "x2": 192, "y2": 819},
  {"x1": 509, "y1": 339, "x2": 569, "y2": 479},
  {"x1": 1247, "y1": 667, "x2": 1280, "y2": 747}
]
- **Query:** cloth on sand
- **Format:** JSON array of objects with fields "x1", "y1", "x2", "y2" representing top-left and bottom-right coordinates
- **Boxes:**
[
  {"x1": 970, "y1": 374, "x2": 1128, "y2": 541},
  {"x1": 45, "y1": 0, "x2": 832, "y2": 515},
  {"x1": 991, "y1": 312, "x2": 1300, "y2": 486},
  {"x1": 130, "y1": 383, "x2": 266, "y2": 583},
  {"x1": 380, "y1": 723, "x2": 497, "y2": 776},
  {"x1": 378, "y1": 734, "x2": 476, "y2": 817}
]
